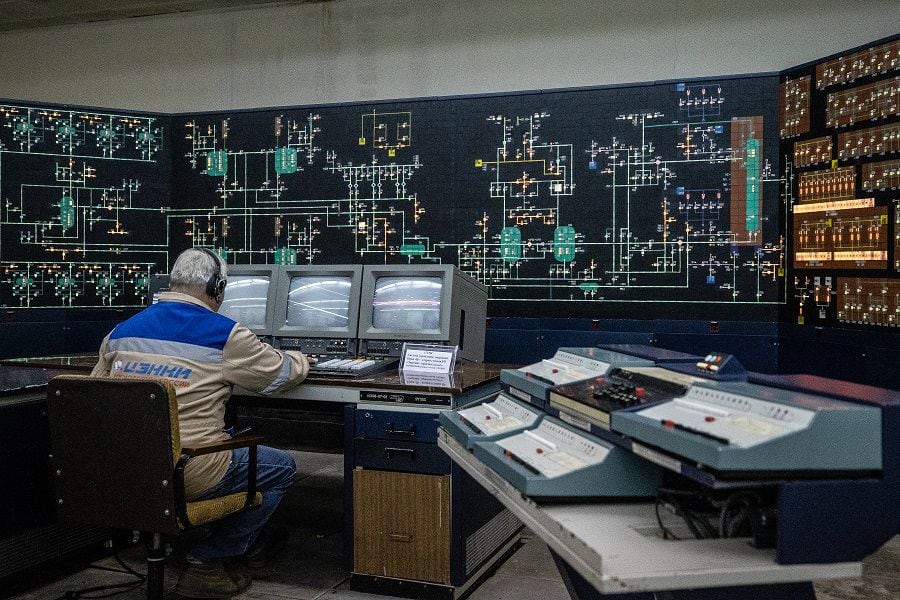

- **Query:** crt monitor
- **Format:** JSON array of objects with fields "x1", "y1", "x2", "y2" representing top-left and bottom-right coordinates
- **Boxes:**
[
  {"x1": 357, "y1": 264, "x2": 488, "y2": 362},
  {"x1": 272, "y1": 264, "x2": 364, "y2": 356},
  {"x1": 147, "y1": 274, "x2": 170, "y2": 305},
  {"x1": 218, "y1": 265, "x2": 280, "y2": 337}
]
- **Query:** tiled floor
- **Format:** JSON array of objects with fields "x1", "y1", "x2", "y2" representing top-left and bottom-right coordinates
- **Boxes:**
[{"x1": 9, "y1": 451, "x2": 900, "y2": 600}]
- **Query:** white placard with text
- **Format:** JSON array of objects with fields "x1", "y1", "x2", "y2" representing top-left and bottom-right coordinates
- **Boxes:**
[{"x1": 400, "y1": 343, "x2": 458, "y2": 374}]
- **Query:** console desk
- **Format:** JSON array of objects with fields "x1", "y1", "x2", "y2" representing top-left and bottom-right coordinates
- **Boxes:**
[{"x1": 0, "y1": 357, "x2": 520, "y2": 599}]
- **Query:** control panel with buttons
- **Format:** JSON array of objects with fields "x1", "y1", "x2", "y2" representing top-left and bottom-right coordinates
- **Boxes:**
[
  {"x1": 501, "y1": 348, "x2": 653, "y2": 409},
  {"x1": 549, "y1": 366, "x2": 703, "y2": 428},
  {"x1": 276, "y1": 336, "x2": 354, "y2": 356},
  {"x1": 440, "y1": 393, "x2": 543, "y2": 449},
  {"x1": 470, "y1": 415, "x2": 662, "y2": 498},
  {"x1": 688, "y1": 353, "x2": 747, "y2": 380},
  {"x1": 611, "y1": 380, "x2": 883, "y2": 474},
  {"x1": 309, "y1": 356, "x2": 399, "y2": 377}
]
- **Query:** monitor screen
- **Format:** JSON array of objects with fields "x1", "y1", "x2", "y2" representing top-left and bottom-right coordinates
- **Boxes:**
[
  {"x1": 219, "y1": 275, "x2": 270, "y2": 329},
  {"x1": 285, "y1": 275, "x2": 353, "y2": 329},
  {"x1": 371, "y1": 276, "x2": 442, "y2": 330}
]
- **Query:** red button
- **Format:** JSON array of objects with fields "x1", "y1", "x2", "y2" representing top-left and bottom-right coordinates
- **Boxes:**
[
  {"x1": 504, "y1": 450, "x2": 513, "y2": 457},
  {"x1": 551, "y1": 368, "x2": 559, "y2": 374},
  {"x1": 635, "y1": 387, "x2": 646, "y2": 398},
  {"x1": 535, "y1": 448, "x2": 544, "y2": 454},
  {"x1": 485, "y1": 415, "x2": 491, "y2": 420},
  {"x1": 662, "y1": 419, "x2": 675, "y2": 428},
  {"x1": 705, "y1": 416, "x2": 715, "y2": 422}
]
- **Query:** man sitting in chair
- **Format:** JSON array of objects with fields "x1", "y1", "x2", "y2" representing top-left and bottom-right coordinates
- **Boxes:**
[{"x1": 91, "y1": 247, "x2": 312, "y2": 598}]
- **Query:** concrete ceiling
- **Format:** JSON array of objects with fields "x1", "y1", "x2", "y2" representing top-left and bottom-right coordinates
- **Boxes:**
[{"x1": 0, "y1": 0, "x2": 333, "y2": 32}]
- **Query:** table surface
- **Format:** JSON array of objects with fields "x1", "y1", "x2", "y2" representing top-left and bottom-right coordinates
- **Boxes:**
[
  {"x1": 438, "y1": 430, "x2": 862, "y2": 594},
  {"x1": 1, "y1": 354, "x2": 98, "y2": 371},
  {"x1": 0, "y1": 354, "x2": 508, "y2": 395}
]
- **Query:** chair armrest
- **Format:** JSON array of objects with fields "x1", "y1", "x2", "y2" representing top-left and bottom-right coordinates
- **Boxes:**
[
  {"x1": 181, "y1": 434, "x2": 264, "y2": 457},
  {"x1": 174, "y1": 434, "x2": 264, "y2": 528}
]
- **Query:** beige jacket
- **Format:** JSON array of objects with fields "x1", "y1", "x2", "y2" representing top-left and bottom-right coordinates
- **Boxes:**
[{"x1": 91, "y1": 292, "x2": 309, "y2": 498}]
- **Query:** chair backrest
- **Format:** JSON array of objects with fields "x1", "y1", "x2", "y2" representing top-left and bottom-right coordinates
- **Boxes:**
[{"x1": 48, "y1": 376, "x2": 183, "y2": 536}]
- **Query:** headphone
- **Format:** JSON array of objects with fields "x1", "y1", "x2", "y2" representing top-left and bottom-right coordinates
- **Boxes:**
[{"x1": 198, "y1": 248, "x2": 227, "y2": 301}]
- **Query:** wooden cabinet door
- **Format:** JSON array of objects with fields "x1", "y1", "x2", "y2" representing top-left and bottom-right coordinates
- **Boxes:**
[{"x1": 353, "y1": 468, "x2": 451, "y2": 584}]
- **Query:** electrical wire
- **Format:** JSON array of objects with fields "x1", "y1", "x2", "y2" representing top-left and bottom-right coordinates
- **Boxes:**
[
  {"x1": 52, "y1": 541, "x2": 147, "y2": 600},
  {"x1": 656, "y1": 487, "x2": 718, "y2": 540},
  {"x1": 718, "y1": 491, "x2": 761, "y2": 538}
]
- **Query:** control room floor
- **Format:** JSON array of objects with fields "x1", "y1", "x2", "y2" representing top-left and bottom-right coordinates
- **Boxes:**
[{"x1": 11, "y1": 450, "x2": 900, "y2": 600}]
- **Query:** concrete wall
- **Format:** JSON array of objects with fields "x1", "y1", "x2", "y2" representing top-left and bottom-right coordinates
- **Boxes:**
[{"x1": 0, "y1": 0, "x2": 896, "y2": 113}]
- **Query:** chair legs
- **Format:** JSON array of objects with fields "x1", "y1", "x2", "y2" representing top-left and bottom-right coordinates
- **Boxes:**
[{"x1": 146, "y1": 533, "x2": 166, "y2": 600}]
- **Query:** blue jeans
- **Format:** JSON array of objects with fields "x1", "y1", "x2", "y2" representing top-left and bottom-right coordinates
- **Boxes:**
[{"x1": 187, "y1": 445, "x2": 296, "y2": 562}]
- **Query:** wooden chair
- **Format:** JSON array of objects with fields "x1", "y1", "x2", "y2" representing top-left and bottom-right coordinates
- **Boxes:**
[{"x1": 47, "y1": 375, "x2": 263, "y2": 599}]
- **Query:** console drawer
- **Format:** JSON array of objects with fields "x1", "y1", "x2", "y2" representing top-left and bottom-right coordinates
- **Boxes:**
[
  {"x1": 355, "y1": 407, "x2": 439, "y2": 442},
  {"x1": 354, "y1": 438, "x2": 450, "y2": 475}
]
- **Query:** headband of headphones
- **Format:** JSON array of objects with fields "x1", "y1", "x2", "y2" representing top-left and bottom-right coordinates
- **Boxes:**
[{"x1": 198, "y1": 248, "x2": 227, "y2": 300}]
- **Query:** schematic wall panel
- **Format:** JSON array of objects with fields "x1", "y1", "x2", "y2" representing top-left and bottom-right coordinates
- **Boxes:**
[
  {"x1": 171, "y1": 76, "x2": 783, "y2": 320},
  {"x1": 837, "y1": 123, "x2": 900, "y2": 160},
  {"x1": 779, "y1": 76, "x2": 810, "y2": 138},
  {"x1": 0, "y1": 103, "x2": 171, "y2": 308},
  {"x1": 837, "y1": 277, "x2": 900, "y2": 327},
  {"x1": 815, "y1": 39, "x2": 900, "y2": 89},
  {"x1": 782, "y1": 34, "x2": 900, "y2": 329},
  {"x1": 825, "y1": 78, "x2": 900, "y2": 129},
  {"x1": 797, "y1": 166, "x2": 856, "y2": 202},
  {"x1": 730, "y1": 116, "x2": 764, "y2": 242},
  {"x1": 793, "y1": 136, "x2": 832, "y2": 168},
  {"x1": 793, "y1": 206, "x2": 888, "y2": 270},
  {"x1": 862, "y1": 159, "x2": 900, "y2": 192}
]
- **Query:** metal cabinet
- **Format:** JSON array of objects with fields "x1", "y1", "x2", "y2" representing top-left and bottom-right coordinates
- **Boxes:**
[{"x1": 346, "y1": 401, "x2": 522, "y2": 598}]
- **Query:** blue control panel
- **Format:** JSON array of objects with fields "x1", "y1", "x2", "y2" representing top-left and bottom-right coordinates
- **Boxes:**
[
  {"x1": 471, "y1": 415, "x2": 661, "y2": 499},
  {"x1": 439, "y1": 392, "x2": 543, "y2": 450},
  {"x1": 501, "y1": 347, "x2": 654, "y2": 410},
  {"x1": 611, "y1": 380, "x2": 882, "y2": 474}
]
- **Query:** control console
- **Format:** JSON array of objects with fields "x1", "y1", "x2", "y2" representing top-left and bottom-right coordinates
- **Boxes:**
[
  {"x1": 276, "y1": 336, "x2": 355, "y2": 356},
  {"x1": 549, "y1": 366, "x2": 702, "y2": 429},
  {"x1": 439, "y1": 393, "x2": 543, "y2": 449},
  {"x1": 501, "y1": 348, "x2": 653, "y2": 409},
  {"x1": 472, "y1": 416, "x2": 661, "y2": 499},
  {"x1": 611, "y1": 381, "x2": 882, "y2": 476},
  {"x1": 309, "y1": 356, "x2": 399, "y2": 378}
]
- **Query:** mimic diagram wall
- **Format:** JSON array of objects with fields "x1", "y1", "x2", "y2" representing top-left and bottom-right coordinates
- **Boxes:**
[
  {"x1": 171, "y1": 77, "x2": 782, "y2": 319},
  {"x1": 1, "y1": 77, "x2": 783, "y2": 320},
  {"x1": 782, "y1": 36, "x2": 900, "y2": 329},
  {"x1": 0, "y1": 104, "x2": 170, "y2": 307}
]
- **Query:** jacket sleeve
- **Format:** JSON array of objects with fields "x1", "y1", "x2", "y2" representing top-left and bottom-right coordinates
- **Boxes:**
[
  {"x1": 221, "y1": 325, "x2": 310, "y2": 395},
  {"x1": 90, "y1": 334, "x2": 112, "y2": 377}
]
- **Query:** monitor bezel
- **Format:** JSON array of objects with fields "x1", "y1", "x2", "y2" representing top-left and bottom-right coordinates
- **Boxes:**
[
  {"x1": 219, "y1": 265, "x2": 280, "y2": 336},
  {"x1": 358, "y1": 264, "x2": 455, "y2": 342},
  {"x1": 272, "y1": 264, "x2": 364, "y2": 339}
]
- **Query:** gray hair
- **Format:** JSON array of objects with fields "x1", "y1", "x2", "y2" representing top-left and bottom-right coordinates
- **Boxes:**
[{"x1": 169, "y1": 248, "x2": 228, "y2": 297}]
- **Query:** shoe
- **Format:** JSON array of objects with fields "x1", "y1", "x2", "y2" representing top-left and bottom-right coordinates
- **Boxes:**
[
  {"x1": 243, "y1": 526, "x2": 289, "y2": 570},
  {"x1": 225, "y1": 559, "x2": 252, "y2": 592},
  {"x1": 174, "y1": 561, "x2": 247, "y2": 599}
]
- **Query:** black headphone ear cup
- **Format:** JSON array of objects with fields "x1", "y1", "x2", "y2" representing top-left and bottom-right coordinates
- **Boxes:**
[{"x1": 198, "y1": 248, "x2": 224, "y2": 299}]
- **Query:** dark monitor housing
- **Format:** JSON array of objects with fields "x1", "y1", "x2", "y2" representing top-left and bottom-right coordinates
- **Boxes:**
[
  {"x1": 272, "y1": 264, "x2": 364, "y2": 356},
  {"x1": 147, "y1": 274, "x2": 170, "y2": 305},
  {"x1": 218, "y1": 265, "x2": 280, "y2": 338},
  {"x1": 357, "y1": 264, "x2": 488, "y2": 362}
]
